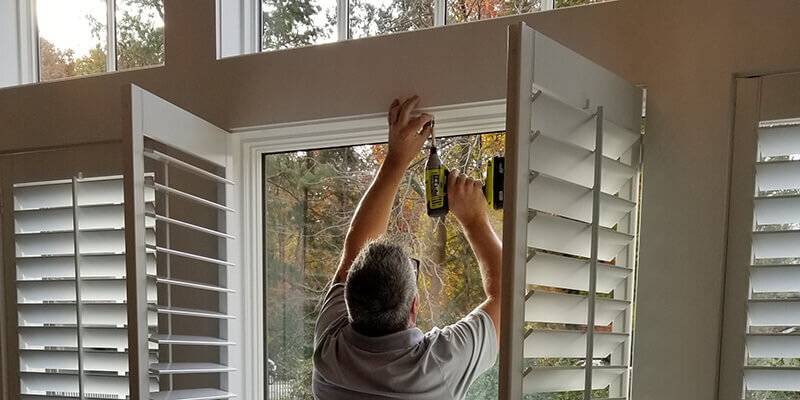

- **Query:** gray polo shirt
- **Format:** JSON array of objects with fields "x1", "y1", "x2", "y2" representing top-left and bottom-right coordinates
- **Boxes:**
[{"x1": 312, "y1": 284, "x2": 497, "y2": 400}]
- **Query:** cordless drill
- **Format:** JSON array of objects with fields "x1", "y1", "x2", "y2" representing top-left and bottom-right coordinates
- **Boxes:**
[
  {"x1": 423, "y1": 121, "x2": 505, "y2": 217},
  {"x1": 424, "y1": 121, "x2": 449, "y2": 217}
]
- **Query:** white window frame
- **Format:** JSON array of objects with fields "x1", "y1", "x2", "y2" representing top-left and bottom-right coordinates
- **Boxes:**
[
  {"x1": 31, "y1": 0, "x2": 118, "y2": 79},
  {"x1": 231, "y1": 99, "x2": 505, "y2": 400}
]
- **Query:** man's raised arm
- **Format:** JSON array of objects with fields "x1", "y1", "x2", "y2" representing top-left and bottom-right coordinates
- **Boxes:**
[
  {"x1": 332, "y1": 96, "x2": 432, "y2": 283},
  {"x1": 447, "y1": 171, "x2": 502, "y2": 343}
]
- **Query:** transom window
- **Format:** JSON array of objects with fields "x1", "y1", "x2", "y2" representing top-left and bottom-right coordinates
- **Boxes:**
[
  {"x1": 35, "y1": 0, "x2": 165, "y2": 81},
  {"x1": 260, "y1": 0, "x2": 608, "y2": 50}
]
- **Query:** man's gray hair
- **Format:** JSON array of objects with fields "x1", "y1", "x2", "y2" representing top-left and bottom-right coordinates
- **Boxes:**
[{"x1": 344, "y1": 238, "x2": 418, "y2": 337}]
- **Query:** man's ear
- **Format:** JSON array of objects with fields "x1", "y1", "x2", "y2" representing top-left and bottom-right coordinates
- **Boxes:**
[{"x1": 409, "y1": 294, "x2": 419, "y2": 325}]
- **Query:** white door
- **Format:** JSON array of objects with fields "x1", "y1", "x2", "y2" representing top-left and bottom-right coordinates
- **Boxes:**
[{"x1": 501, "y1": 22, "x2": 644, "y2": 400}]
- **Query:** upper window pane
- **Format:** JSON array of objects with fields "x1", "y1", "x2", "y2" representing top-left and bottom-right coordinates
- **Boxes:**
[
  {"x1": 36, "y1": 0, "x2": 108, "y2": 81},
  {"x1": 447, "y1": 0, "x2": 539, "y2": 23},
  {"x1": 115, "y1": 0, "x2": 165, "y2": 70},
  {"x1": 446, "y1": 0, "x2": 605, "y2": 24},
  {"x1": 261, "y1": 0, "x2": 337, "y2": 51},
  {"x1": 348, "y1": 0, "x2": 434, "y2": 39}
]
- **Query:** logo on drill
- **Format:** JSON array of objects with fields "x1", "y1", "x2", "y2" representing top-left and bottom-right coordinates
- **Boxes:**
[{"x1": 426, "y1": 170, "x2": 445, "y2": 209}]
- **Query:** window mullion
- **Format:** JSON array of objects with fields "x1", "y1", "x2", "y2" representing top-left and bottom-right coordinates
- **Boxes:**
[
  {"x1": 433, "y1": 0, "x2": 445, "y2": 26},
  {"x1": 337, "y1": 0, "x2": 348, "y2": 40},
  {"x1": 106, "y1": 0, "x2": 117, "y2": 71},
  {"x1": 541, "y1": 0, "x2": 555, "y2": 10}
]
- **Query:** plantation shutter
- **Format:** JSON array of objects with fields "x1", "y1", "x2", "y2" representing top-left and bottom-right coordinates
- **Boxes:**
[
  {"x1": 744, "y1": 118, "x2": 800, "y2": 394},
  {"x1": 718, "y1": 74, "x2": 800, "y2": 400},
  {"x1": 15, "y1": 175, "x2": 158, "y2": 399},
  {"x1": 125, "y1": 84, "x2": 239, "y2": 400},
  {"x1": 502, "y1": 23, "x2": 643, "y2": 400}
]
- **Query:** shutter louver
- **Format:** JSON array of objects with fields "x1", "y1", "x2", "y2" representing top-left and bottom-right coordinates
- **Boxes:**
[
  {"x1": 504, "y1": 24, "x2": 643, "y2": 399},
  {"x1": 14, "y1": 175, "x2": 157, "y2": 399},
  {"x1": 742, "y1": 118, "x2": 800, "y2": 397},
  {"x1": 141, "y1": 145, "x2": 237, "y2": 400}
]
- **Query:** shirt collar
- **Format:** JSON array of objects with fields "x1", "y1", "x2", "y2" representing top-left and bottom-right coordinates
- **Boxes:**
[{"x1": 343, "y1": 325, "x2": 424, "y2": 352}]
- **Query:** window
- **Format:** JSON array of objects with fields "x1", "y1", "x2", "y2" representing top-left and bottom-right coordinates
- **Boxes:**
[
  {"x1": 115, "y1": 0, "x2": 165, "y2": 70},
  {"x1": 447, "y1": 0, "x2": 540, "y2": 24},
  {"x1": 263, "y1": 132, "x2": 504, "y2": 399},
  {"x1": 36, "y1": 0, "x2": 109, "y2": 81},
  {"x1": 348, "y1": 0, "x2": 434, "y2": 39},
  {"x1": 740, "y1": 118, "x2": 800, "y2": 399},
  {"x1": 260, "y1": 0, "x2": 610, "y2": 50},
  {"x1": 35, "y1": 0, "x2": 165, "y2": 81},
  {"x1": 260, "y1": 0, "x2": 338, "y2": 51}
]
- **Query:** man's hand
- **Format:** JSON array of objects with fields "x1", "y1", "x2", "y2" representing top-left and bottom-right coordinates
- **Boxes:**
[
  {"x1": 448, "y1": 170, "x2": 490, "y2": 229},
  {"x1": 386, "y1": 96, "x2": 433, "y2": 167}
]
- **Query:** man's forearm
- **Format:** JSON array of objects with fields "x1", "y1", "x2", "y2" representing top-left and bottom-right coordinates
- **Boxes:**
[
  {"x1": 333, "y1": 159, "x2": 406, "y2": 282},
  {"x1": 462, "y1": 218, "x2": 502, "y2": 301},
  {"x1": 462, "y1": 217, "x2": 502, "y2": 343}
]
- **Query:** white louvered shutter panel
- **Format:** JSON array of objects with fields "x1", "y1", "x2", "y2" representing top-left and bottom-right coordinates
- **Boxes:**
[
  {"x1": 126, "y1": 85, "x2": 239, "y2": 400},
  {"x1": 742, "y1": 118, "x2": 800, "y2": 396},
  {"x1": 15, "y1": 175, "x2": 158, "y2": 399},
  {"x1": 503, "y1": 23, "x2": 643, "y2": 400}
]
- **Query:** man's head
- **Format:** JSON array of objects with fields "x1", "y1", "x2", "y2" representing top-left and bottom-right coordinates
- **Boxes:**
[{"x1": 344, "y1": 238, "x2": 419, "y2": 337}]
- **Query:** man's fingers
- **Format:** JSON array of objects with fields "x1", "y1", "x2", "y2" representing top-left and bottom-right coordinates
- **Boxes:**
[
  {"x1": 388, "y1": 98, "x2": 400, "y2": 125},
  {"x1": 409, "y1": 114, "x2": 433, "y2": 135},
  {"x1": 455, "y1": 171, "x2": 467, "y2": 186},
  {"x1": 398, "y1": 95, "x2": 420, "y2": 125}
]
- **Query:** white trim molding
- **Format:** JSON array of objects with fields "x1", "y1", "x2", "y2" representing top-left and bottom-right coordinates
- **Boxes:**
[
  {"x1": 233, "y1": 99, "x2": 505, "y2": 400},
  {"x1": 1, "y1": 0, "x2": 37, "y2": 87}
]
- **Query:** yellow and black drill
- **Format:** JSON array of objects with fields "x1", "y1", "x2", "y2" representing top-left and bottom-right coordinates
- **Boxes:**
[{"x1": 424, "y1": 121, "x2": 504, "y2": 217}]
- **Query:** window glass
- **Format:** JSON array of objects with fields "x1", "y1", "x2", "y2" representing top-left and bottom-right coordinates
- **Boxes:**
[
  {"x1": 447, "y1": 0, "x2": 540, "y2": 24},
  {"x1": 263, "y1": 133, "x2": 504, "y2": 398},
  {"x1": 556, "y1": 0, "x2": 606, "y2": 7},
  {"x1": 36, "y1": 0, "x2": 108, "y2": 81},
  {"x1": 348, "y1": 0, "x2": 434, "y2": 39},
  {"x1": 446, "y1": 0, "x2": 605, "y2": 24},
  {"x1": 115, "y1": 0, "x2": 165, "y2": 70},
  {"x1": 261, "y1": 0, "x2": 338, "y2": 51}
]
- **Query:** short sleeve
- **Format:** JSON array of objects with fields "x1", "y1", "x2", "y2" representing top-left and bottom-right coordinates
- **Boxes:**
[
  {"x1": 429, "y1": 309, "x2": 498, "y2": 399},
  {"x1": 314, "y1": 283, "x2": 348, "y2": 348}
]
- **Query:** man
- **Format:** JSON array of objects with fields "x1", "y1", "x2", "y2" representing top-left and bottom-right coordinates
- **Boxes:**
[{"x1": 312, "y1": 95, "x2": 502, "y2": 399}]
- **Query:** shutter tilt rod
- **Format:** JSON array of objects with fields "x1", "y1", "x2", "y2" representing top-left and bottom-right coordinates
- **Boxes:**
[
  {"x1": 584, "y1": 107, "x2": 604, "y2": 400},
  {"x1": 71, "y1": 174, "x2": 86, "y2": 400}
]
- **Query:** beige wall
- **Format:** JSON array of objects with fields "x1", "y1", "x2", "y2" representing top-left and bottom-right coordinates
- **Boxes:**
[{"x1": 2, "y1": 0, "x2": 800, "y2": 398}]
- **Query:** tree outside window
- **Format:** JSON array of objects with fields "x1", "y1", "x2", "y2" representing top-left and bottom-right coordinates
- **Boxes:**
[
  {"x1": 115, "y1": 0, "x2": 165, "y2": 70},
  {"x1": 36, "y1": 0, "x2": 164, "y2": 82}
]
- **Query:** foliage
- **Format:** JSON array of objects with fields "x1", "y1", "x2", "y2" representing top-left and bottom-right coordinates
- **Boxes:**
[
  {"x1": 349, "y1": 0, "x2": 433, "y2": 38},
  {"x1": 261, "y1": 0, "x2": 333, "y2": 50},
  {"x1": 38, "y1": 0, "x2": 163, "y2": 81},
  {"x1": 115, "y1": 0, "x2": 165, "y2": 69},
  {"x1": 38, "y1": 39, "x2": 80, "y2": 81}
]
